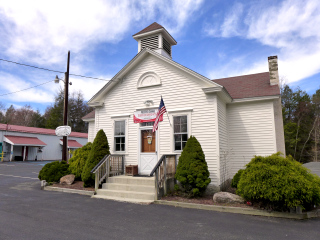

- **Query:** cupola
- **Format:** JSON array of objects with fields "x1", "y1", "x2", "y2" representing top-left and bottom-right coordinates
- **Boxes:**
[{"x1": 133, "y1": 22, "x2": 177, "y2": 59}]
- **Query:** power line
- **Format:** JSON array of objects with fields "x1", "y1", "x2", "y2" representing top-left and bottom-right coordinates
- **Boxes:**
[
  {"x1": 0, "y1": 58, "x2": 110, "y2": 81},
  {"x1": 0, "y1": 80, "x2": 55, "y2": 97}
]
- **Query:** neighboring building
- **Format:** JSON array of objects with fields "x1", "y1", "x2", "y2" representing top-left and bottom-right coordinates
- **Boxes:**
[
  {"x1": 83, "y1": 22, "x2": 285, "y2": 191},
  {"x1": 0, "y1": 123, "x2": 88, "y2": 161}
]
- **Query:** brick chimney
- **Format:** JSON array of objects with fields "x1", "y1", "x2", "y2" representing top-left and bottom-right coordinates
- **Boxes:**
[{"x1": 268, "y1": 56, "x2": 279, "y2": 86}]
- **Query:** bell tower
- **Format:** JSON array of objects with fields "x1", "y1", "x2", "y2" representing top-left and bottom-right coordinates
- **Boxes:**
[{"x1": 133, "y1": 22, "x2": 177, "y2": 59}]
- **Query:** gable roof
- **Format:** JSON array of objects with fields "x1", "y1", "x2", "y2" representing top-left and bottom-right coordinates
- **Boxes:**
[
  {"x1": 88, "y1": 48, "x2": 221, "y2": 105},
  {"x1": 133, "y1": 22, "x2": 164, "y2": 36},
  {"x1": 132, "y1": 22, "x2": 177, "y2": 45},
  {"x1": 212, "y1": 72, "x2": 280, "y2": 99},
  {"x1": 82, "y1": 110, "x2": 95, "y2": 120},
  {"x1": 0, "y1": 123, "x2": 88, "y2": 138}
]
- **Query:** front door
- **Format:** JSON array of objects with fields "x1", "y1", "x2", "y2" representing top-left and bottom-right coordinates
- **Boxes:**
[{"x1": 139, "y1": 129, "x2": 157, "y2": 175}]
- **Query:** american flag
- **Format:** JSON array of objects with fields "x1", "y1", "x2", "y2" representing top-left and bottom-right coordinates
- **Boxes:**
[{"x1": 153, "y1": 97, "x2": 167, "y2": 132}]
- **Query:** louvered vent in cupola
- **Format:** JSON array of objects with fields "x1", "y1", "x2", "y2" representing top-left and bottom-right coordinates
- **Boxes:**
[
  {"x1": 141, "y1": 36, "x2": 159, "y2": 50},
  {"x1": 162, "y1": 37, "x2": 171, "y2": 56}
]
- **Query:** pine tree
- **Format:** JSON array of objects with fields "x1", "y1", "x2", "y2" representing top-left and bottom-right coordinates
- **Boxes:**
[{"x1": 82, "y1": 129, "x2": 110, "y2": 187}]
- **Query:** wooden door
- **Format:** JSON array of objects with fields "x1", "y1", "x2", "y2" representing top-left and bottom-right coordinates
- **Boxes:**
[{"x1": 141, "y1": 130, "x2": 156, "y2": 152}]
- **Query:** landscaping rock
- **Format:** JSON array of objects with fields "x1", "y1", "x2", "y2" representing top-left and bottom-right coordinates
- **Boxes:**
[
  {"x1": 60, "y1": 174, "x2": 75, "y2": 185},
  {"x1": 213, "y1": 192, "x2": 244, "y2": 204}
]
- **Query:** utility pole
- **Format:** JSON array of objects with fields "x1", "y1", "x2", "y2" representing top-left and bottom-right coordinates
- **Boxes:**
[{"x1": 62, "y1": 51, "x2": 70, "y2": 161}]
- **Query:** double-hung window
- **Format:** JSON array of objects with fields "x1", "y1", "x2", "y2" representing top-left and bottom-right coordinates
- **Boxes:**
[
  {"x1": 173, "y1": 115, "x2": 188, "y2": 151},
  {"x1": 114, "y1": 120, "x2": 125, "y2": 152}
]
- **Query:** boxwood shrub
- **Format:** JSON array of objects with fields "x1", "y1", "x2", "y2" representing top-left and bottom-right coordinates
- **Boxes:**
[
  {"x1": 236, "y1": 153, "x2": 320, "y2": 211},
  {"x1": 231, "y1": 169, "x2": 244, "y2": 188},
  {"x1": 38, "y1": 161, "x2": 70, "y2": 183},
  {"x1": 68, "y1": 142, "x2": 92, "y2": 180},
  {"x1": 175, "y1": 136, "x2": 211, "y2": 197}
]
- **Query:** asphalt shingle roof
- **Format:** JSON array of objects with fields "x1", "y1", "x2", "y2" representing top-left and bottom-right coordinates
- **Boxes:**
[
  {"x1": 212, "y1": 72, "x2": 280, "y2": 99},
  {"x1": 82, "y1": 110, "x2": 95, "y2": 120},
  {"x1": 133, "y1": 22, "x2": 164, "y2": 36}
]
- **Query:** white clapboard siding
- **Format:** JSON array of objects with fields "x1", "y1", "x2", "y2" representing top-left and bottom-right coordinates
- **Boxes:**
[
  {"x1": 227, "y1": 100, "x2": 276, "y2": 177},
  {"x1": 94, "y1": 54, "x2": 220, "y2": 185},
  {"x1": 217, "y1": 97, "x2": 229, "y2": 184},
  {"x1": 88, "y1": 121, "x2": 95, "y2": 142}
]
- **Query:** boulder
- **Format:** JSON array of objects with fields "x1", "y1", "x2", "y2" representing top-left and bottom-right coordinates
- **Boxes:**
[
  {"x1": 213, "y1": 192, "x2": 244, "y2": 204},
  {"x1": 60, "y1": 174, "x2": 75, "y2": 185}
]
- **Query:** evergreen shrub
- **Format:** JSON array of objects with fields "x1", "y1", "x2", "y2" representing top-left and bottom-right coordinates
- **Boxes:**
[
  {"x1": 231, "y1": 169, "x2": 244, "y2": 188},
  {"x1": 82, "y1": 129, "x2": 110, "y2": 187},
  {"x1": 38, "y1": 161, "x2": 70, "y2": 183},
  {"x1": 237, "y1": 153, "x2": 320, "y2": 211},
  {"x1": 175, "y1": 136, "x2": 211, "y2": 197},
  {"x1": 68, "y1": 142, "x2": 92, "y2": 180}
]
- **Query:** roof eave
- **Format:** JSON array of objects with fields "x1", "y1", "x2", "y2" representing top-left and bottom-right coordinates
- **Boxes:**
[
  {"x1": 231, "y1": 95, "x2": 280, "y2": 103},
  {"x1": 82, "y1": 117, "x2": 95, "y2": 122},
  {"x1": 88, "y1": 48, "x2": 221, "y2": 104},
  {"x1": 133, "y1": 28, "x2": 177, "y2": 45}
]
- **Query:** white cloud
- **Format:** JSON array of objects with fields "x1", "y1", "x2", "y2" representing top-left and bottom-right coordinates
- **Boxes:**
[
  {"x1": 0, "y1": 0, "x2": 204, "y2": 66},
  {"x1": 67, "y1": 76, "x2": 110, "y2": 101},
  {"x1": 205, "y1": 0, "x2": 320, "y2": 83},
  {"x1": 0, "y1": 72, "x2": 56, "y2": 103},
  {"x1": 204, "y1": 3, "x2": 243, "y2": 38}
]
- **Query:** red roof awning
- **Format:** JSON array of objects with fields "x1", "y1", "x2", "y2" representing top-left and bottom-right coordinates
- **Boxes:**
[
  {"x1": 60, "y1": 139, "x2": 83, "y2": 148},
  {"x1": 4, "y1": 135, "x2": 47, "y2": 146}
]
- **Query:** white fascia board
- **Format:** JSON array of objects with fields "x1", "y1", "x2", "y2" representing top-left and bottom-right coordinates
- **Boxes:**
[
  {"x1": 202, "y1": 87, "x2": 233, "y2": 102},
  {"x1": 110, "y1": 113, "x2": 131, "y2": 118},
  {"x1": 3, "y1": 136, "x2": 13, "y2": 145},
  {"x1": 231, "y1": 95, "x2": 280, "y2": 103},
  {"x1": 14, "y1": 144, "x2": 46, "y2": 147},
  {"x1": 147, "y1": 49, "x2": 221, "y2": 88},
  {"x1": 82, "y1": 118, "x2": 95, "y2": 122},
  {"x1": 88, "y1": 49, "x2": 149, "y2": 104},
  {"x1": 133, "y1": 28, "x2": 177, "y2": 45},
  {"x1": 167, "y1": 107, "x2": 193, "y2": 113},
  {"x1": 88, "y1": 48, "x2": 221, "y2": 104}
]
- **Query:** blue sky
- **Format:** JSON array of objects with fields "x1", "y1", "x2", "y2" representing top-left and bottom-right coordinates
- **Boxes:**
[{"x1": 0, "y1": 0, "x2": 319, "y2": 113}]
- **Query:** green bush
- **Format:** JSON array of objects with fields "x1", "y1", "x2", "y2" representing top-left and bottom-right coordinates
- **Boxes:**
[
  {"x1": 231, "y1": 169, "x2": 244, "y2": 188},
  {"x1": 237, "y1": 153, "x2": 320, "y2": 211},
  {"x1": 38, "y1": 161, "x2": 70, "y2": 183},
  {"x1": 82, "y1": 129, "x2": 110, "y2": 187},
  {"x1": 175, "y1": 136, "x2": 211, "y2": 197},
  {"x1": 68, "y1": 142, "x2": 92, "y2": 180}
]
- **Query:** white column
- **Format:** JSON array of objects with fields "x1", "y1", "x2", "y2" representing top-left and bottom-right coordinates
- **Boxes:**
[
  {"x1": 23, "y1": 146, "x2": 26, "y2": 161},
  {"x1": 10, "y1": 145, "x2": 13, "y2": 162}
]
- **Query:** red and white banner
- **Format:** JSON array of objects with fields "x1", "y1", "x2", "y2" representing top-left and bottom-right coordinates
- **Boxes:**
[{"x1": 133, "y1": 109, "x2": 163, "y2": 123}]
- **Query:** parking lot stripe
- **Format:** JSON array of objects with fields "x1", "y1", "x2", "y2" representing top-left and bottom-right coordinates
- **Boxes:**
[{"x1": 0, "y1": 174, "x2": 38, "y2": 180}]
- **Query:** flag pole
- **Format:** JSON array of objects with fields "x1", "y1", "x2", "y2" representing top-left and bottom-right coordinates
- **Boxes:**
[{"x1": 162, "y1": 95, "x2": 172, "y2": 126}]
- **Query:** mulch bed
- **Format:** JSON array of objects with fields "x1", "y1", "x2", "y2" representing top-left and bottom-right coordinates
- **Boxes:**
[
  {"x1": 161, "y1": 194, "x2": 253, "y2": 209},
  {"x1": 51, "y1": 181, "x2": 94, "y2": 191}
]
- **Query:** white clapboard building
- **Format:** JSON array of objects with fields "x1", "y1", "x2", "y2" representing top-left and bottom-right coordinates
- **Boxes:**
[
  {"x1": 82, "y1": 22, "x2": 285, "y2": 192},
  {"x1": 0, "y1": 123, "x2": 88, "y2": 161}
]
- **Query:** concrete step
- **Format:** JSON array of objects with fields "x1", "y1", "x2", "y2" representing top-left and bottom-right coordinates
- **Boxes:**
[
  {"x1": 91, "y1": 195, "x2": 154, "y2": 204},
  {"x1": 107, "y1": 175, "x2": 155, "y2": 186},
  {"x1": 102, "y1": 183, "x2": 155, "y2": 193},
  {"x1": 96, "y1": 189, "x2": 155, "y2": 201}
]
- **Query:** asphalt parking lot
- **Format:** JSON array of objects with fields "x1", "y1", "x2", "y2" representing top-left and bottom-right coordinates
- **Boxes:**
[{"x1": 0, "y1": 161, "x2": 319, "y2": 240}]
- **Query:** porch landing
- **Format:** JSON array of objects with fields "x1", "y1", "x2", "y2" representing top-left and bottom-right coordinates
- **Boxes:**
[{"x1": 92, "y1": 175, "x2": 155, "y2": 204}]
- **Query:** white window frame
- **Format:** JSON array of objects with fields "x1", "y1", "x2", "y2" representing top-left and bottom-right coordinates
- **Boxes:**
[
  {"x1": 169, "y1": 109, "x2": 192, "y2": 153},
  {"x1": 113, "y1": 119, "x2": 128, "y2": 154}
]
